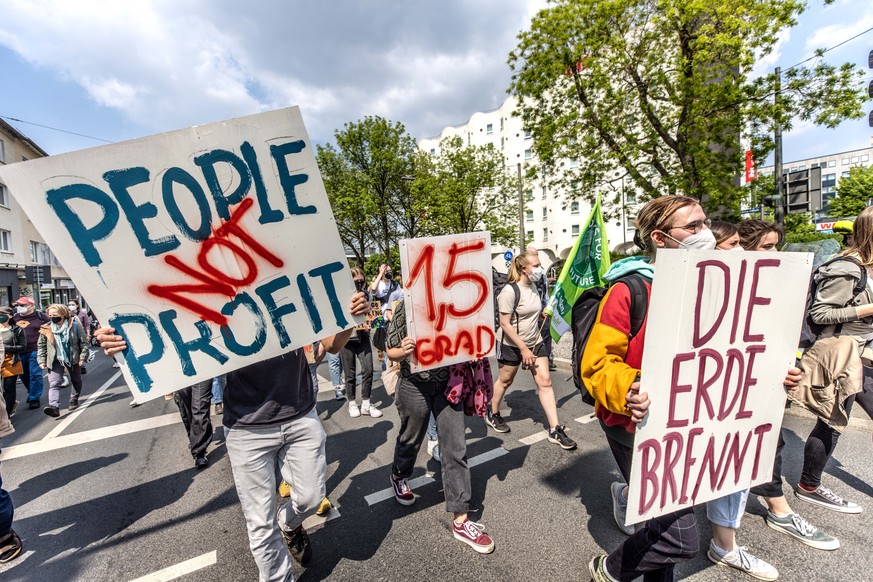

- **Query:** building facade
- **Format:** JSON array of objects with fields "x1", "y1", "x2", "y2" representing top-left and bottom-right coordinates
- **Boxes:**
[
  {"x1": 0, "y1": 120, "x2": 81, "y2": 307},
  {"x1": 419, "y1": 96, "x2": 632, "y2": 272}
]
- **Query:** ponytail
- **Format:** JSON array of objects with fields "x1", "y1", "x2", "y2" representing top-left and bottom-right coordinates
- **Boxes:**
[{"x1": 507, "y1": 254, "x2": 530, "y2": 283}]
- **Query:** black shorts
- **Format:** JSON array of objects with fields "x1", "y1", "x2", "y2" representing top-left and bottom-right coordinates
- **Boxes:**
[{"x1": 496, "y1": 341, "x2": 548, "y2": 366}]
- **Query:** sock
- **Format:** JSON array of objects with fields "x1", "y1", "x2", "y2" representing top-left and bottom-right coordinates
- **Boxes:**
[
  {"x1": 709, "y1": 540, "x2": 732, "y2": 557},
  {"x1": 798, "y1": 483, "x2": 816, "y2": 492},
  {"x1": 362, "y1": 399, "x2": 371, "y2": 408}
]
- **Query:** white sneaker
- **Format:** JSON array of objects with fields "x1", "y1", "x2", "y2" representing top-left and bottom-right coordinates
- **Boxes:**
[
  {"x1": 427, "y1": 439, "x2": 439, "y2": 456},
  {"x1": 348, "y1": 402, "x2": 361, "y2": 418},
  {"x1": 361, "y1": 401, "x2": 383, "y2": 417},
  {"x1": 334, "y1": 387, "x2": 345, "y2": 401},
  {"x1": 707, "y1": 541, "x2": 779, "y2": 581}
]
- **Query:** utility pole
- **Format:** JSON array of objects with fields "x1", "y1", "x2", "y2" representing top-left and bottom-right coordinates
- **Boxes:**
[
  {"x1": 773, "y1": 66, "x2": 785, "y2": 228},
  {"x1": 517, "y1": 163, "x2": 525, "y2": 250}
]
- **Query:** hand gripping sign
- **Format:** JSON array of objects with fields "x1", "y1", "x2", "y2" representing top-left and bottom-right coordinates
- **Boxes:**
[
  {"x1": 400, "y1": 232, "x2": 495, "y2": 372},
  {"x1": 0, "y1": 107, "x2": 363, "y2": 403},
  {"x1": 625, "y1": 249, "x2": 812, "y2": 525}
]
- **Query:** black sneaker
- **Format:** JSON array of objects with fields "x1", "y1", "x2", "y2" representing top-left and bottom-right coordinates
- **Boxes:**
[
  {"x1": 28, "y1": 400, "x2": 40, "y2": 410},
  {"x1": 43, "y1": 406, "x2": 60, "y2": 418},
  {"x1": 547, "y1": 425, "x2": 577, "y2": 450},
  {"x1": 485, "y1": 410, "x2": 510, "y2": 433},
  {"x1": 194, "y1": 454, "x2": 209, "y2": 469},
  {"x1": 69, "y1": 400, "x2": 79, "y2": 411},
  {"x1": 280, "y1": 524, "x2": 312, "y2": 566}
]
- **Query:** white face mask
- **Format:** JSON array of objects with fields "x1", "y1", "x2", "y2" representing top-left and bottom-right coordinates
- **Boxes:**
[
  {"x1": 663, "y1": 229, "x2": 716, "y2": 251},
  {"x1": 15, "y1": 306, "x2": 28, "y2": 315},
  {"x1": 727, "y1": 246, "x2": 744, "y2": 252},
  {"x1": 68, "y1": 305, "x2": 77, "y2": 311},
  {"x1": 529, "y1": 266, "x2": 545, "y2": 282}
]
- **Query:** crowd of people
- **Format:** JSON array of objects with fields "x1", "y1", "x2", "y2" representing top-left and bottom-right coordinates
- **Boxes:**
[{"x1": 1, "y1": 196, "x2": 871, "y2": 581}]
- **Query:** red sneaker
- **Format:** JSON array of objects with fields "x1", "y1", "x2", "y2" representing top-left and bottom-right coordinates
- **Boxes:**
[
  {"x1": 390, "y1": 475, "x2": 415, "y2": 506},
  {"x1": 452, "y1": 518, "x2": 495, "y2": 554}
]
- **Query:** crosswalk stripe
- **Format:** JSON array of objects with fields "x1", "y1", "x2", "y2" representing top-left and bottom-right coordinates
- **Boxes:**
[
  {"x1": 519, "y1": 431, "x2": 549, "y2": 445},
  {"x1": 575, "y1": 413, "x2": 598, "y2": 424},
  {"x1": 128, "y1": 551, "x2": 217, "y2": 582}
]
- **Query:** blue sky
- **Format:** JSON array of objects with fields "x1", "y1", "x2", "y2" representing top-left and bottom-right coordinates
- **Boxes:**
[{"x1": 0, "y1": 0, "x2": 871, "y2": 164}]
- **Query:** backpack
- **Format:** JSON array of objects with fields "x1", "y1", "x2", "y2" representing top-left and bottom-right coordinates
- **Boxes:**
[
  {"x1": 571, "y1": 274, "x2": 649, "y2": 406},
  {"x1": 492, "y1": 268, "x2": 520, "y2": 332},
  {"x1": 799, "y1": 255, "x2": 867, "y2": 349}
]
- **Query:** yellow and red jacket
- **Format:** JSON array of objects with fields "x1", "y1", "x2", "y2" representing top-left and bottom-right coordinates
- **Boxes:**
[{"x1": 580, "y1": 280, "x2": 651, "y2": 434}]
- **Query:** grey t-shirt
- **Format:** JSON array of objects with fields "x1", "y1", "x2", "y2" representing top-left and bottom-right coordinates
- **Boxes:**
[{"x1": 222, "y1": 349, "x2": 315, "y2": 430}]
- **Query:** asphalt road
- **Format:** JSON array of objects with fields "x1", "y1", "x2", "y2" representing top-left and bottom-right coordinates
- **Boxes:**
[{"x1": 0, "y1": 351, "x2": 871, "y2": 582}]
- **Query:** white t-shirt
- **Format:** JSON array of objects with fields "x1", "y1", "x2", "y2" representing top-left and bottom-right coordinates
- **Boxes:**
[{"x1": 497, "y1": 281, "x2": 542, "y2": 348}]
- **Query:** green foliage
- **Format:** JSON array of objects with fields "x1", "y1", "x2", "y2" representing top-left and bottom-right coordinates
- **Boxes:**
[
  {"x1": 828, "y1": 164, "x2": 873, "y2": 218},
  {"x1": 508, "y1": 0, "x2": 868, "y2": 219},
  {"x1": 416, "y1": 136, "x2": 520, "y2": 246},
  {"x1": 363, "y1": 250, "x2": 400, "y2": 279}
]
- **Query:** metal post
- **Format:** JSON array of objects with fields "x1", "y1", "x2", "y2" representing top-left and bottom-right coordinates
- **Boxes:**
[
  {"x1": 621, "y1": 176, "x2": 627, "y2": 244},
  {"x1": 774, "y1": 67, "x2": 785, "y2": 228},
  {"x1": 517, "y1": 163, "x2": 525, "y2": 250}
]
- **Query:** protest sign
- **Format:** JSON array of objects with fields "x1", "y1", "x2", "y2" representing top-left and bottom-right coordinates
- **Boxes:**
[
  {"x1": 0, "y1": 107, "x2": 362, "y2": 403},
  {"x1": 625, "y1": 249, "x2": 812, "y2": 525},
  {"x1": 400, "y1": 232, "x2": 495, "y2": 372}
]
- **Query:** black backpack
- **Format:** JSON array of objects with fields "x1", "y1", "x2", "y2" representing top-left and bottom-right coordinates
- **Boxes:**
[
  {"x1": 492, "y1": 268, "x2": 520, "y2": 332},
  {"x1": 571, "y1": 274, "x2": 649, "y2": 406},
  {"x1": 799, "y1": 256, "x2": 867, "y2": 349}
]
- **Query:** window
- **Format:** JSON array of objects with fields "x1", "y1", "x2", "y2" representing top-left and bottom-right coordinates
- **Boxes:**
[
  {"x1": 570, "y1": 201, "x2": 580, "y2": 214},
  {"x1": 430, "y1": 149, "x2": 435, "y2": 155},
  {"x1": 851, "y1": 156, "x2": 859, "y2": 164},
  {"x1": 541, "y1": 186, "x2": 547, "y2": 200},
  {"x1": 526, "y1": 230, "x2": 534, "y2": 240},
  {"x1": 0, "y1": 230, "x2": 11, "y2": 253},
  {"x1": 0, "y1": 139, "x2": 5, "y2": 163},
  {"x1": 571, "y1": 225, "x2": 580, "y2": 236},
  {"x1": 524, "y1": 149, "x2": 532, "y2": 160},
  {"x1": 828, "y1": 160, "x2": 836, "y2": 167},
  {"x1": 29, "y1": 240, "x2": 60, "y2": 266},
  {"x1": 542, "y1": 207, "x2": 548, "y2": 219},
  {"x1": 500, "y1": 118, "x2": 504, "y2": 131},
  {"x1": 862, "y1": 154, "x2": 870, "y2": 162},
  {"x1": 626, "y1": 191, "x2": 637, "y2": 204},
  {"x1": 543, "y1": 228, "x2": 548, "y2": 242},
  {"x1": 842, "y1": 158, "x2": 849, "y2": 165},
  {"x1": 524, "y1": 130, "x2": 532, "y2": 140},
  {"x1": 842, "y1": 171, "x2": 850, "y2": 178},
  {"x1": 0, "y1": 183, "x2": 8, "y2": 207},
  {"x1": 486, "y1": 123, "x2": 493, "y2": 135},
  {"x1": 525, "y1": 209, "x2": 533, "y2": 222},
  {"x1": 501, "y1": 137, "x2": 505, "y2": 149}
]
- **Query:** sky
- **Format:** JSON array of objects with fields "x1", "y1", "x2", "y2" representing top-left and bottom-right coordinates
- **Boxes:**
[{"x1": 0, "y1": 0, "x2": 871, "y2": 164}]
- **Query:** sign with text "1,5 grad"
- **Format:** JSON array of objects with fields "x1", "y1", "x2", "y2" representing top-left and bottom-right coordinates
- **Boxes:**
[
  {"x1": 625, "y1": 249, "x2": 812, "y2": 525},
  {"x1": 400, "y1": 232, "x2": 495, "y2": 372}
]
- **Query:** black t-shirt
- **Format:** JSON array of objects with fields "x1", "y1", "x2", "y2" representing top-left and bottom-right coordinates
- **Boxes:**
[{"x1": 222, "y1": 349, "x2": 315, "y2": 430}]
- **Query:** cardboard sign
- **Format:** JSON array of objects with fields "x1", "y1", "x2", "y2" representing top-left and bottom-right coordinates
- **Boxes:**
[
  {"x1": 400, "y1": 232, "x2": 495, "y2": 372},
  {"x1": 626, "y1": 249, "x2": 812, "y2": 524},
  {"x1": 0, "y1": 107, "x2": 361, "y2": 402},
  {"x1": 355, "y1": 300, "x2": 384, "y2": 331}
]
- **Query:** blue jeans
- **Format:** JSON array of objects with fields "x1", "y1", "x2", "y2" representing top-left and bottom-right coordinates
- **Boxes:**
[
  {"x1": 427, "y1": 412, "x2": 438, "y2": 441},
  {"x1": 0, "y1": 467, "x2": 12, "y2": 536},
  {"x1": 707, "y1": 489, "x2": 749, "y2": 529},
  {"x1": 327, "y1": 351, "x2": 342, "y2": 387},
  {"x1": 212, "y1": 375, "x2": 225, "y2": 404},
  {"x1": 19, "y1": 351, "x2": 43, "y2": 403}
]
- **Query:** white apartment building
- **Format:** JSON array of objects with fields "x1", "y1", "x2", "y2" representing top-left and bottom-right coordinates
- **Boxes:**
[{"x1": 419, "y1": 96, "x2": 631, "y2": 272}]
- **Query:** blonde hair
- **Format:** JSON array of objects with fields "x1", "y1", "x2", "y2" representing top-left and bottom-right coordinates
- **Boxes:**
[
  {"x1": 350, "y1": 267, "x2": 365, "y2": 279},
  {"x1": 633, "y1": 195, "x2": 700, "y2": 257},
  {"x1": 46, "y1": 303, "x2": 71, "y2": 320},
  {"x1": 844, "y1": 206, "x2": 873, "y2": 267},
  {"x1": 507, "y1": 253, "x2": 532, "y2": 283}
]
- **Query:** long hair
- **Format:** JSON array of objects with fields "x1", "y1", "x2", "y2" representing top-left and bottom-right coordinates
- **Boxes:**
[
  {"x1": 737, "y1": 219, "x2": 783, "y2": 251},
  {"x1": 633, "y1": 195, "x2": 699, "y2": 258},
  {"x1": 844, "y1": 206, "x2": 873, "y2": 267},
  {"x1": 709, "y1": 221, "x2": 738, "y2": 246},
  {"x1": 507, "y1": 253, "x2": 532, "y2": 283}
]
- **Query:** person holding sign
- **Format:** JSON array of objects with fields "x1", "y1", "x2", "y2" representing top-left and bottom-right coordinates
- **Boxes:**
[
  {"x1": 386, "y1": 299, "x2": 496, "y2": 554},
  {"x1": 486, "y1": 253, "x2": 576, "y2": 450},
  {"x1": 341, "y1": 268, "x2": 383, "y2": 419},
  {"x1": 98, "y1": 290, "x2": 370, "y2": 582}
]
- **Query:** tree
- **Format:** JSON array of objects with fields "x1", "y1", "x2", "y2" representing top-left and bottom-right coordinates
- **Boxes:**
[
  {"x1": 317, "y1": 116, "x2": 423, "y2": 262},
  {"x1": 827, "y1": 164, "x2": 873, "y2": 218},
  {"x1": 416, "y1": 137, "x2": 520, "y2": 245},
  {"x1": 508, "y1": 0, "x2": 868, "y2": 216}
]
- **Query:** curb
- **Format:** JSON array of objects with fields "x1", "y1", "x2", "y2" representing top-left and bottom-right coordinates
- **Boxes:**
[{"x1": 554, "y1": 358, "x2": 873, "y2": 431}]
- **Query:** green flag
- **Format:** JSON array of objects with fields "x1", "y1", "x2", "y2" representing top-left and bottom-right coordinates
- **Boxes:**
[{"x1": 544, "y1": 196, "x2": 611, "y2": 342}]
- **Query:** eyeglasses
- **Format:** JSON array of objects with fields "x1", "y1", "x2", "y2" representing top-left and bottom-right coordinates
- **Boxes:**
[{"x1": 670, "y1": 218, "x2": 711, "y2": 234}]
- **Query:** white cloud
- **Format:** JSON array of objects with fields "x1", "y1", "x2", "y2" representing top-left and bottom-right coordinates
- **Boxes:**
[
  {"x1": 751, "y1": 29, "x2": 790, "y2": 79},
  {"x1": 804, "y1": 12, "x2": 873, "y2": 55}
]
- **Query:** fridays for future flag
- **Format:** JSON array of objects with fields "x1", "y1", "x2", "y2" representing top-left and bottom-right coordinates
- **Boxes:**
[{"x1": 544, "y1": 196, "x2": 611, "y2": 342}]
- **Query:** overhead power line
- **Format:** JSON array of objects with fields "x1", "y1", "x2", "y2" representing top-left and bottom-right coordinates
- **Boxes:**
[
  {"x1": 782, "y1": 25, "x2": 873, "y2": 74},
  {"x1": 0, "y1": 114, "x2": 114, "y2": 144}
]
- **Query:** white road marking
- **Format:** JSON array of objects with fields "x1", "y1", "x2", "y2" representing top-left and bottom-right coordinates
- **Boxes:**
[
  {"x1": 519, "y1": 431, "x2": 549, "y2": 445},
  {"x1": 575, "y1": 413, "x2": 598, "y2": 424},
  {"x1": 128, "y1": 551, "x2": 217, "y2": 582},
  {"x1": 44, "y1": 370, "x2": 123, "y2": 440},
  {"x1": 364, "y1": 447, "x2": 509, "y2": 506},
  {"x1": 302, "y1": 507, "x2": 342, "y2": 529},
  {"x1": 0, "y1": 413, "x2": 182, "y2": 461}
]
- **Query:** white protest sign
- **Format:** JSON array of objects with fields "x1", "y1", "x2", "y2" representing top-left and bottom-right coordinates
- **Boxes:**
[
  {"x1": 0, "y1": 107, "x2": 362, "y2": 402},
  {"x1": 626, "y1": 249, "x2": 812, "y2": 524},
  {"x1": 400, "y1": 232, "x2": 495, "y2": 372}
]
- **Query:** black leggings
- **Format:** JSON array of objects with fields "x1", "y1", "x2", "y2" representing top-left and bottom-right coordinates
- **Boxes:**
[
  {"x1": 1, "y1": 376, "x2": 17, "y2": 414},
  {"x1": 800, "y1": 368, "x2": 873, "y2": 488}
]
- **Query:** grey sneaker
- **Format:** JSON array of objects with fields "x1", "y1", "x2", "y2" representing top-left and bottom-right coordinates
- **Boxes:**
[
  {"x1": 588, "y1": 555, "x2": 615, "y2": 582},
  {"x1": 547, "y1": 425, "x2": 577, "y2": 450},
  {"x1": 485, "y1": 410, "x2": 510, "y2": 433},
  {"x1": 707, "y1": 541, "x2": 779, "y2": 581},
  {"x1": 765, "y1": 512, "x2": 840, "y2": 550},
  {"x1": 795, "y1": 485, "x2": 862, "y2": 514},
  {"x1": 610, "y1": 482, "x2": 634, "y2": 535}
]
